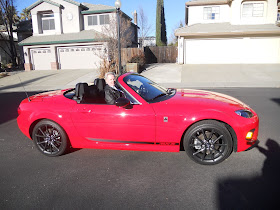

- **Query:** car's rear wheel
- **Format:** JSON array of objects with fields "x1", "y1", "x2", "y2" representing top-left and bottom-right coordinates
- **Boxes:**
[
  {"x1": 183, "y1": 120, "x2": 233, "y2": 165},
  {"x1": 32, "y1": 120, "x2": 69, "y2": 157}
]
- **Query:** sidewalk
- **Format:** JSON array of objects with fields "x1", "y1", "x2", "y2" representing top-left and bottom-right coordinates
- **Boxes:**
[
  {"x1": 0, "y1": 64, "x2": 279, "y2": 92},
  {"x1": 0, "y1": 69, "x2": 99, "y2": 92}
]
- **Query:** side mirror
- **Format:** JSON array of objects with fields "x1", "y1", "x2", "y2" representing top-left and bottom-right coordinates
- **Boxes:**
[{"x1": 115, "y1": 97, "x2": 131, "y2": 108}]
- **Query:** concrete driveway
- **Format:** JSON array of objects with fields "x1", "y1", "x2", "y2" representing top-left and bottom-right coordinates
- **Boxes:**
[
  {"x1": 0, "y1": 69, "x2": 99, "y2": 92},
  {"x1": 142, "y1": 63, "x2": 280, "y2": 88}
]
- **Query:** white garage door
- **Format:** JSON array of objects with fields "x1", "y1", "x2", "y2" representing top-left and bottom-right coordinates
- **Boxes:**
[
  {"x1": 30, "y1": 48, "x2": 52, "y2": 70},
  {"x1": 184, "y1": 37, "x2": 280, "y2": 64},
  {"x1": 57, "y1": 46, "x2": 102, "y2": 69}
]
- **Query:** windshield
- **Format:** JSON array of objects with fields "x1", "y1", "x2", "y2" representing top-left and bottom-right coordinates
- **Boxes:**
[{"x1": 123, "y1": 74, "x2": 171, "y2": 102}]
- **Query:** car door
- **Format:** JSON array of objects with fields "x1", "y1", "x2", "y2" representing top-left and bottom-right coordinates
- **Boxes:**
[{"x1": 71, "y1": 103, "x2": 156, "y2": 144}]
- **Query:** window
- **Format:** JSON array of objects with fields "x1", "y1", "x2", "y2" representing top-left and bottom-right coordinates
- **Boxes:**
[
  {"x1": 42, "y1": 13, "x2": 55, "y2": 30},
  {"x1": 88, "y1": 14, "x2": 109, "y2": 26},
  {"x1": 203, "y1": 6, "x2": 220, "y2": 20},
  {"x1": 100, "y1": 14, "x2": 109, "y2": 25},
  {"x1": 242, "y1": 3, "x2": 264, "y2": 17},
  {"x1": 88, "y1": 15, "x2": 98, "y2": 26}
]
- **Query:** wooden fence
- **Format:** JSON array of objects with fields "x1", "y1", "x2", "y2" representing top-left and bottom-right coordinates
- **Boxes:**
[{"x1": 121, "y1": 46, "x2": 177, "y2": 65}]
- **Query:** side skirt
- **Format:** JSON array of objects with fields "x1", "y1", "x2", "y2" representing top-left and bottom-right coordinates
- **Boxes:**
[{"x1": 71, "y1": 138, "x2": 180, "y2": 152}]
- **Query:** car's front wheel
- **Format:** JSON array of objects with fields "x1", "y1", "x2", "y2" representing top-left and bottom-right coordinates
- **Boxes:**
[
  {"x1": 184, "y1": 120, "x2": 233, "y2": 165},
  {"x1": 32, "y1": 120, "x2": 69, "y2": 157}
]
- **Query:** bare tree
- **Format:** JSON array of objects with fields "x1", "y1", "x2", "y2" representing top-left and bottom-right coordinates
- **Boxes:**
[
  {"x1": 138, "y1": 6, "x2": 153, "y2": 47},
  {"x1": 0, "y1": 0, "x2": 19, "y2": 67},
  {"x1": 168, "y1": 20, "x2": 184, "y2": 46},
  {"x1": 97, "y1": 12, "x2": 135, "y2": 76}
]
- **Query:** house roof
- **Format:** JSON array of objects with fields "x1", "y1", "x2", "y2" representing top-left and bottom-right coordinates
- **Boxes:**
[
  {"x1": 27, "y1": 0, "x2": 88, "y2": 11},
  {"x1": 186, "y1": 0, "x2": 232, "y2": 6},
  {"x1": 81, "y1": 3, "x2": 132, "y2": 21},
  {"x1": 81, "y1": 3, "x2": 116, "y2": 14},
  {"x1": 27, "y1": 0, "x2": 62, "y2": 11},
  {"x1": 175, "y1": 23, "x2": 280, "y2": 37},
  {"x1": 18, "y1": 30, "x2": 109, "y2": 46}
]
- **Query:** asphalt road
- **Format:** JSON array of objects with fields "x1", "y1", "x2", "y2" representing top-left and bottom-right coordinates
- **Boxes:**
[{"x1": 0, "y1": 88, "x2": 279, "y2": 209}]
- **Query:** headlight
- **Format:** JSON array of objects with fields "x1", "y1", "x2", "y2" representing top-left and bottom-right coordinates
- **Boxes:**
[{"x1": 235, "y1": 110, "x2": 254, "y2": 118}]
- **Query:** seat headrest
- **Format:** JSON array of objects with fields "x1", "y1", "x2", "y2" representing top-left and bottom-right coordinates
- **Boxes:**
[
  {"x1": 94, "y1": 78, "x2": 106, "y2": 91},
  {"x1": 74, "y1": 83, "x2": 89, "y2": 102}
]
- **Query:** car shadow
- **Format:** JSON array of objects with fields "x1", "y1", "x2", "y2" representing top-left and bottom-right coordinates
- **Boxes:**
[
  {"x1": 0, "y1": 91, "x2": 41, "y2": 125},
  {"x1": 217, "y1": 138, "x2": 280, "y2": 209},
  {"x1": 271, "y1": 98, "x2": 280, "y2": 106}
]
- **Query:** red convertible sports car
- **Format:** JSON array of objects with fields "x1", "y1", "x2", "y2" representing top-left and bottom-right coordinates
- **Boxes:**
[{"x1": 17, "y1": 73, "x2": 259, "y2": 165}]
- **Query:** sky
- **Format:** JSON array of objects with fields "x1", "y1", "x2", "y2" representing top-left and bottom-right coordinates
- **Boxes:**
[{"x1": 15, "y1": 0, "x2": 187, "y2": 42}]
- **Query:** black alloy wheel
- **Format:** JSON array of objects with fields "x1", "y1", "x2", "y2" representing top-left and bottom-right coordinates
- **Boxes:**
[
  {"x1": 32, "y1": 120, "x2": 69, "y2": 157},
  {"x1": 184, "y1": 120, "x2": 233, "y2": 165}
]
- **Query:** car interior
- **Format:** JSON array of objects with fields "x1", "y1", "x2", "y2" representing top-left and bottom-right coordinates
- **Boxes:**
[{"x1": 65, "y1": 78, "x2": 107, "y2": 104}]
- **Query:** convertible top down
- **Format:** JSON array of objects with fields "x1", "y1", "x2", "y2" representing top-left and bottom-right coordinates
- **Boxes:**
[{"x1": 17, "y1": 73, "x2": 259, "y2": 165}]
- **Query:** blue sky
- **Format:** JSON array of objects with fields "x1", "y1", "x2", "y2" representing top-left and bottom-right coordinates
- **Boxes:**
[{"x1": 15, "y1": 0, "x2": 187, "y2": 41}]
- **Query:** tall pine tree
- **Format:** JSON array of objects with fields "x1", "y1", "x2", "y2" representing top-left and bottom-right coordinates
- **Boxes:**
[{"x1": 156, "y1": 0, "x2": 167, "y2": 46}]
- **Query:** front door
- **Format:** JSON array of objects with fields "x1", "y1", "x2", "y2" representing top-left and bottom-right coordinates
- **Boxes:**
[{"x1": 71, "y1": 103, "x2": 156, "y2": 144}]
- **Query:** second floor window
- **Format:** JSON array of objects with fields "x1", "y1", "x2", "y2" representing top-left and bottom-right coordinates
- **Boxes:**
[
  {"x1": 242, "y1": 3, "x2": 264, "y2": 17},
  {"x1": 88, "y1": 14, "x2": 110, "y2": 26},
  {"x1": 88, "y1": 15, "x2": 98, "y2": 25},
  {"x1": 42, "y1": 13, "x2": 55, "y2": 30},
  {"x1": 203, "y1": 6, "x2": 220, "y2": 20},
  {"x1": 100, "y1": 14, "x2": 109, "y2": 25}
]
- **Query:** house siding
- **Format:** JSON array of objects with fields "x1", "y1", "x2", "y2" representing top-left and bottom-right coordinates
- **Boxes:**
[
  {"x1": 177, "y1": 0, "x2": 280, "y2": 64},
  {"x1": 21, "y1": 0, "x2": 137, "y2": 71},
  {"x1": 188, "y1": 4, "x2": 231, "y2": 25}
]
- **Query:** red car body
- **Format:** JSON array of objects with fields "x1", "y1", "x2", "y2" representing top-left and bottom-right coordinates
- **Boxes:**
[{"x1": 17, "y1": 73, "x2": 259, "y2": 164}]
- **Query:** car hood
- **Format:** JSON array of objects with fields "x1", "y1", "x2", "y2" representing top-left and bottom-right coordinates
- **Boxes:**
[{"x1": 171, "y1": 89, "x2": 249, "y2": 110}]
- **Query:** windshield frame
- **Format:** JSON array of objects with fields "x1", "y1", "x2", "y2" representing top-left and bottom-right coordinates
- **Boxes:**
[{"x1": 122, "y1": 74, "x2": 175, "y2": 103}]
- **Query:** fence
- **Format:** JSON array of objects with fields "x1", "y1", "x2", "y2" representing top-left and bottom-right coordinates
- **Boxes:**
[{"x1": 121, "y1": 46, "x2": 177, "y2": 65}]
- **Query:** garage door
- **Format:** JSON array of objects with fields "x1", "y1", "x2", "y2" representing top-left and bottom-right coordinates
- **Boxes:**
[
  {"x1": 184, "y1": 38, "x2": 280, "y2": 64},
  {"x1": 57, "y1": 46, "x2": 102, "y2": 69},
  {"x1": 30, "y1": 48, "x2": 52, "y2": 70}
]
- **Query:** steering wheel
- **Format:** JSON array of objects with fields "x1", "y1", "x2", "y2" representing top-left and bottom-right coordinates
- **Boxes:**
[{"x1": 139, "y1": 84, "x2": 148, "y2": 97}]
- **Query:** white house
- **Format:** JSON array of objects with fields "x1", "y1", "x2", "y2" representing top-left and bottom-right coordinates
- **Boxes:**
[
  {"x1": 19, "y1": 0, "x2": 138, "y2": 71},
  {"x1": 175, "y1": 0, "x2": 280, "y2": 64},
  {"x1": 138, "y1": 36, "x2": 156, "y2": 47}
]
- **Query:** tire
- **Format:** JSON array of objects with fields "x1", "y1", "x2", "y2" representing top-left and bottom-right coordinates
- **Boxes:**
[
  {"x1": 183, "y1": 120, "x2": 233, "y2": 165},
  {"x1": 32, "y1": 120, "x2": 69, "y2": 157}
]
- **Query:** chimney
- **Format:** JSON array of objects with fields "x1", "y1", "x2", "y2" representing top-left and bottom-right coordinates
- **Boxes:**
[{"x1": 133, "y1": 10, "x2": 137, "y2": 25}]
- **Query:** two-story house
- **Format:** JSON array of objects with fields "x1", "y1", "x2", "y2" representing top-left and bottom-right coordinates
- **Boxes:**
[
  {"x1": 19, "y1": 0, "x2": 138, "y2": 71},
  {"x1": 175, "y1": 0, "x2": 280, "y2": 64}
]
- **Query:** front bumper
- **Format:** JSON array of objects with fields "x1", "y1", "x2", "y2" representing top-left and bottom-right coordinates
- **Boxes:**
[{"x1": 245, "y1": 140, "x2": 260, "y2": 151}]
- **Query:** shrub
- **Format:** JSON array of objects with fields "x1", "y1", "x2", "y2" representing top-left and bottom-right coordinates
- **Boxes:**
[
  {"x1": 99, "y1": 59, "x2": 117, "y2": 78},
  {"x1": 128, "y1": 53, "x2": 146, "y2": 71}
]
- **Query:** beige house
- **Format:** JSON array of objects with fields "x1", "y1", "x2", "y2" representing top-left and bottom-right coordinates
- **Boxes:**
[
  {"x1": 20, "y1": 0, "x2": 138, "y2": 71},
  {"x1": 175, "y1": 0, "x2": 280, "y2": 64}
]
